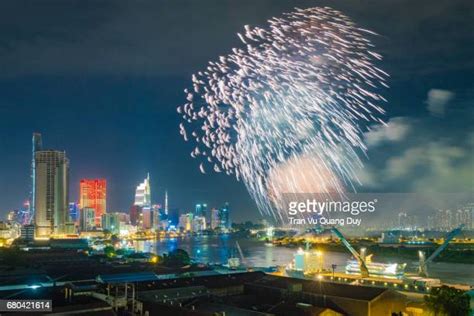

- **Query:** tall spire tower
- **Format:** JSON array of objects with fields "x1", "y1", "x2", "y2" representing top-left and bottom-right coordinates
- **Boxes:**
[
  {"x1": 164, "y1": 190, "x2": 168, "y2": 215},
  {"x1": 30, "y1": 132, "x2": 43, "y2": 223}
]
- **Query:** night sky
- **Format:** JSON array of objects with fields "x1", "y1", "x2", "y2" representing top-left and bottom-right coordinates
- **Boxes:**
[{"x1": 0, "y1": 0, "x2": 472, "y2": 222}]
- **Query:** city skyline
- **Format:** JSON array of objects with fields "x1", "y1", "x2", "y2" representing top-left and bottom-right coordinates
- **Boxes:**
[
  {"x1": 0, "y1": 3, "x2": 472, "y2": 314},
  {"x1": 0, "y1": 0, "x2": 472, "y2": 223}
]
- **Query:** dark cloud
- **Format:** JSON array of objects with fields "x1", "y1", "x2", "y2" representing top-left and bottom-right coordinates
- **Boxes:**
[
  {"x1": 357, "y1": 88, "x2": 474, "y2": 195},
  {"x1": 0, "y1": 0, "x2": 472, "y2": 78}
]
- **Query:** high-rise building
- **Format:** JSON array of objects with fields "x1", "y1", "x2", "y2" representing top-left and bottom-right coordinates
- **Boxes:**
[
  {"x1": 129, "y1": 205, "x2": 142, "y2": 226},
  {"x1": 7, "y1": 210, "x2": 19, "y2": 223},
  {"x1": 68, "y1": 202, "x2": 80, "y2": 223},
  {"x1": 432, "y1": 209, "x2": 467, "y2": 231},
  {"x1": 164, "y1": 190, "x2": 169, "y2": 216},
  {"x1": 192, "y1": 216, "x2": 206, "y2": 232},
  {"x1": 134, "y1": 174, "x2": 152, "y2": 230},
  {"x1": 80, "y1": 179, "x2": 107, "y2": 227},
  {"x1": 427, "y1": 215, "x2": 435, "y2": 230},
  {"x1": 219, "y1": 202, "x2": 230, "y2": 229},
  {"x1": 195, "y1": 203, "x2": 208, "y2": 219},
  {"x1": 151, "y1": 204, "x2": 162, "y2": 229},
  {"x1": 157, "y1": 216, "x2": 170, "y2": 231},
  {"x1": 115, "y1": 212, "x2": 130, "y2": 224},
  {"x1": 102, "y1": 213, "x2": 120, "y2": 234},
  {"x1": 20, "y1": 201, "x2": 31, "y2": 225},
  {"x1": 398, "y1": 212, "x2": 407, "y2": 228},
  {"x1": 134, "y1": 174, "x2": 151, "y2": 208},
  {"x1": 142, "y1": 208, "x2": 154, "y2": 230},
  {"x1": 210, "y1": 208, "x2": 220, "y2": 230},
  {"x1": 20, "y1": 224, "x2": 35, "y2": 242},
  {"x1": 64, "y1": 222, "x2": 76, "y2": 235},
  {"x1": 178, "y1": 213, "x2": 193, "y2": 231},
  {"x1": 80, "y1": 207, "x2": 96, "y2": 232},
  {"x1": 398, "y1": 212, "x2": 417, "y2": 230},
  {"x1": 30, "y1": 133, "x2": 42, "y2": 224},
  {"x1": 34, "y1": 150, "x2": 69, "y2": 239}
]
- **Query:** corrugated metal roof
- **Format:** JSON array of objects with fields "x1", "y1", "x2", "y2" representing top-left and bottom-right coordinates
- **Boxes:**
[
  {"x1": 252, "y1": 275, "x2": 388, "y2": 301},
  {"x1": 96, "y1": 272, "x2": 160, "y2": 284}
]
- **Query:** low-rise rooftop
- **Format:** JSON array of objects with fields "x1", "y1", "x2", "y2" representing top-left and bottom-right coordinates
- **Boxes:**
[{"x1": 252, "y1": 275, "x2": 387, "y2": 301}]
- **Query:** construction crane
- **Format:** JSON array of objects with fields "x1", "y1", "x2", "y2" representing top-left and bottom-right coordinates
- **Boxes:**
[
  {"x1": 330, "y1": 227, "x2": 370, "y2": 278},
  {"x1": 418, "y1": 225, "x2": 463, "y2": 277},
  {"x1": 235, "y1": 241, "x2": 246, "y2": 266}
]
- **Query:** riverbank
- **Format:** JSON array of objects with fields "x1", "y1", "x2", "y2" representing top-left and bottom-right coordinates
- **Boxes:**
[{"x1": 270, "y1": 239, "x2": 474, "y2": 264}]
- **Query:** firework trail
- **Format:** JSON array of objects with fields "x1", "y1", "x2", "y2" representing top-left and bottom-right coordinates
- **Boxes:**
[{"x1": 178, "y1": 7, "x2": 388, "y2": 220}]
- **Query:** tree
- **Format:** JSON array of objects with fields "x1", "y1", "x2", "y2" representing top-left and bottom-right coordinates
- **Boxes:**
[
  {"x1": 163, "y1": 249, "x2": 191, "y2": 267},
  {"x1": 104, "y1": 245, "x2": 116, "y2": 258},
  {"x1": 424, "y1": 286, "x2": 470, "y2": 316}
]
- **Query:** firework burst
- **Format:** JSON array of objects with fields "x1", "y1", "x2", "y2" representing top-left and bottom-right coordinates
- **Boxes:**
[{"x1": 178, "y1": 7, "x2": 388, "y2": 220}]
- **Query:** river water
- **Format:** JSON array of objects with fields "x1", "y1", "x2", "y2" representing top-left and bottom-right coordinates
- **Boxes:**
[{"x1": 133, "y1": 234, "x2": 474, "y2": 286}]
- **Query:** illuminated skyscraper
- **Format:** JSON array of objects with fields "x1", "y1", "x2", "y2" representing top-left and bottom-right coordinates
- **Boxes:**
[
  {"x1": 129, "y1": 205, "x2": 142, "y2": 226},
  {"x1": 142, "y1": 208, "x2": 154, "y2": 229},
  {"x1": 210, "y1": 208, "x2": 220, "y2": 230},
  {"x1": 158, "y1": 192, "x2": 169, "y2": 223},
  {"x1": 134, "y1": 174, "x2": 152, "y2": 230},
  {"x1": 192, "y1": 216, "x2": 206, "y2": 232},
  {"x1": 80, "y1": 179, "x2": 107, "y2": 227},
  {"x1": 102, "y1": 213, "x2": 120, "y2": 234},
  {"x1": 219, "y1": 202, "x2": 230, "y2": 229},
  {"x1": 30, "y1": 133, "x2": 42, "y2": 224},
  {"x1": 164, "y1": 190, "x2": 169, "y2": 216},
  {"x1": 178, "y1": 213, "x2": 193, "y2": 231},
  {"x1": 134, "y1": 173, "x2": 151, "y2": 208},
  {"x1": 80, "y1": 207, "x2": 95, "y2": 232},
  {"x1": 68, "y1": 202, "x2": 80, "y2": 223},
  {"x1": 34, "y1": 150, "x2": 69, "y2": 238},
  {"x1": 20, "y1": 201, "x2": 31, "y2": 225},
  {"x1": 195, "y1": 203, "x2": 208, "y2": 218}
]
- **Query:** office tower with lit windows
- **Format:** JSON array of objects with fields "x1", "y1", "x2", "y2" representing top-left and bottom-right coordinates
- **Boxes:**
[
  {"x1": 80, "y1": 179, "x2": 107, "y2": 227},
  {"x1": 192, "y1": 216, "x2": 206, "y2": 232},
  {"x1": 151, "y1": 204, "x2": 161, "y2": 229},
  {"x1": 195, "y1": 203, "x2": 208, "y2": 219},
  {"x1": 142, "y1": 208, "x2": 154, "y2": 229},
  {"x1": 210, "y1": 208, "x2": 220, "y2": 230},
  {"x1": 219, "y1": 202, "x2": 230, "y2": 229},
  {"x1": 19, "y1": 201, "x2": 31, "y2": 225},
  {"x1": 134, "y1": 174, "x2": 152, "y2": 229},
  {"x1": 178, "y1": 213, "x2": 193, "y2": 231},
  {"x1": 102, "y1": 213, "x2": 120, "y2": 234},
  {"x1": 21, "y1": 224, "x2": 35, "y2": 242},
  {"x1": 115, "y1": 212, "x2": 130, "y2": 224},
  {"x1": 80, "y1": 207, "x2": 96, "y2": 232},
  {"x1": 68, "y1": 202, "x2": 80, "y2": 223},
  {"x1": 34, "y1": 150, "x2": 69, "y2": 238},
  {"x1": 398, "y1": 212, "x2": 407, "y2": 228},
  {"x1": 134, "y1": 174, "x2": 151, "y2": 208},
  {"x1": 129, "y1": 205, "x2": 142, "y2": 226}
]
